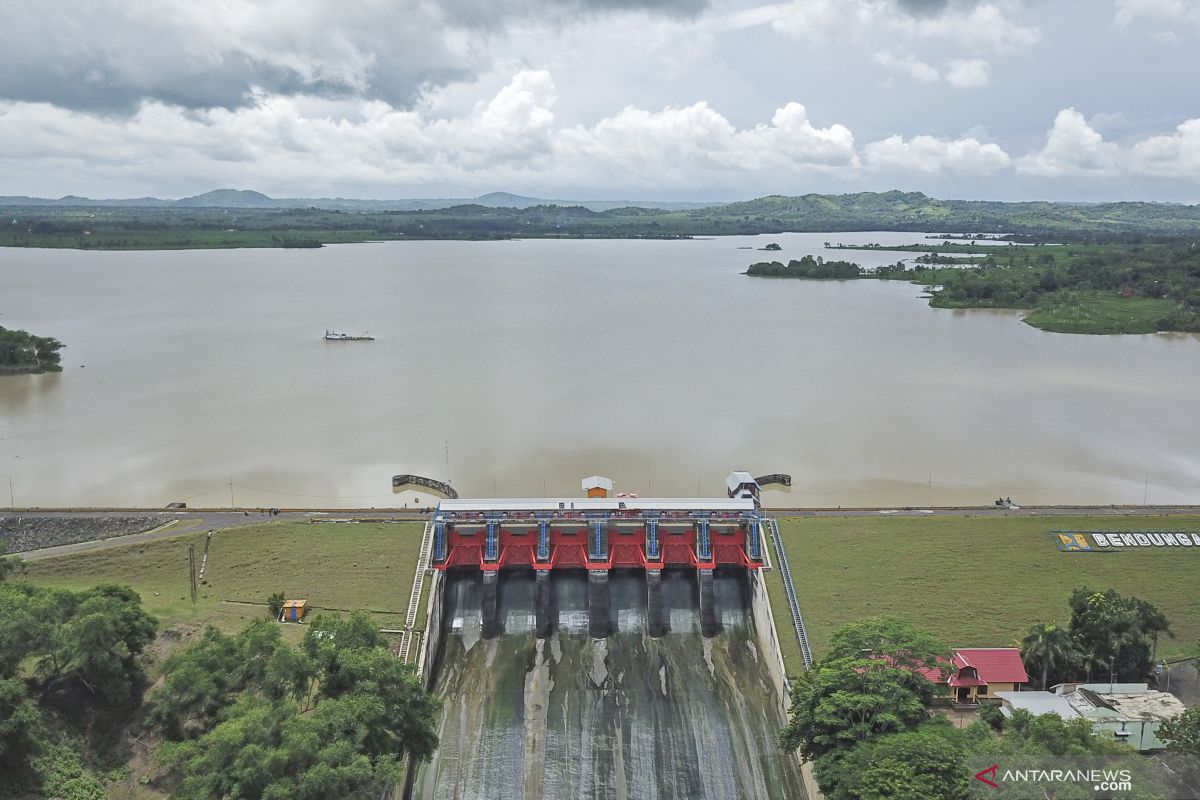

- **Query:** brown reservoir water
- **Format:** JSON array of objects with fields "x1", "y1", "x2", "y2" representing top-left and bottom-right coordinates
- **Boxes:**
[
  {"x1": 412, "y1": 569, "x2": 805, "y2": 800},
  {"x1": 2, "y1": 233, "x2": 1199, "y2": 507}
]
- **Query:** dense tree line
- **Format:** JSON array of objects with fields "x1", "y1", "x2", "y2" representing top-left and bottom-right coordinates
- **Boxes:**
[
  {"x1": 745, "y1": 255, "x2": 862, "y2": 279},
  {"x1": 7, "y1": 191, "x2": 1200, "y2": 250},
  {"x1": 0, "y1": 325, "x2": 64, "y2": 373},
  {"x1": 148, "y1": 612, "x2": 439, "y2": 800},
  {"x1": 1021, "y1": 587, "x2": 1172, "y2": 690},
  {"x1": 0, "y1": 556, "x2": 157, "y2": 799},
  {"x1": 780, "y1": 616, "x2": 1181, "y2": 799},
  {"x1": 0, "y1": 549, "x2": 439, "y2": 799},
  {"x1": 906, "y1": 240, "x2": 1200, "y2": 330}
]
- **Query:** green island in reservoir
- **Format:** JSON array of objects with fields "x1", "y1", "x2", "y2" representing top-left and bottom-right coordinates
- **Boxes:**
[
  {"x1": 745, "y1": 238, "x2": 1200, "y2": 336},
  {"x1": 0, "y1": 326, "x2": 64, "y2": 374}
]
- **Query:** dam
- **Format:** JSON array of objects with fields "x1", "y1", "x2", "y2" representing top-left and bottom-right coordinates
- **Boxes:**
[{"x1": 408, "y1": 477, "x2": 806, "y2": 799}]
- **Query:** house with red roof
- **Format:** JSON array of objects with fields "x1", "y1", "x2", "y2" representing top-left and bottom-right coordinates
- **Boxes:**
[{"x1": 918, "y1": 648, "x2": 1029, "y2": 705}]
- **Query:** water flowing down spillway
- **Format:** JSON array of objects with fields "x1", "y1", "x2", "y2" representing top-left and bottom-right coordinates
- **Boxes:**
[{"x1": 411, "y1": 569, "x2": 806, "y2": 800}]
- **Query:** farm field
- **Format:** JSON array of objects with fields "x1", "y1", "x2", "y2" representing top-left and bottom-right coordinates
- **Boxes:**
[{"x1": 775, "y1": 514, "x2": 1200, "y2": 663}]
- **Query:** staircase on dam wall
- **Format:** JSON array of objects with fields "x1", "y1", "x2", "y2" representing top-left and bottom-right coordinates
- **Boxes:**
[
  {"x1": 398, "y1": 519, "x2": 435, "y2": 664},
  {"x1": 767, "y1": 517, "x2": 813, "y2": 670}
]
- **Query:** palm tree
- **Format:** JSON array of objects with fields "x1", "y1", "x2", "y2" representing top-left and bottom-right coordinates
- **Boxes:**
[{"x1": 1021, "y1": 622, "x2": 1075, "y2": 691}]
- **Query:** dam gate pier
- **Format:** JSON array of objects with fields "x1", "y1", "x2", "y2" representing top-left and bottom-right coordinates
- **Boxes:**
[{"x1": 429, "y1": 486, "x2": 766, "y2": 639}]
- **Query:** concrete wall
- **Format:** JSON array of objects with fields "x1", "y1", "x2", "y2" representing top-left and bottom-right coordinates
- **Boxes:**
[
  {"x1": 748, "y1": 568, "x2": 792, "y2": 718},
  {"x1": 416, "y1": 570, "x2": 445, "y2": 688},
  {"x1": 749, "y1": 568, "x2": 819, "y2": 797}
]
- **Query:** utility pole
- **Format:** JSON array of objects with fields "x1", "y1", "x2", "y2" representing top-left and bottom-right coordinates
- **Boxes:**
[
  {"x1": 1144, "y1": 474, "x2": 1149, "y2": 506},
  {"x1": 229, "y1": 473, "x2": 235, "y2": 509},
  {"x1": 187, "y1": 543, "x2": 197, "y2": 604},
  {"x1": 6, "y1": 475, "x2": 12, "y2": 509}
]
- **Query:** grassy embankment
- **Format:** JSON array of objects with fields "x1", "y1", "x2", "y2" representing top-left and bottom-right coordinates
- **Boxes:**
[
  {"x1": 770, "y1": 515, "x2": 1200, "y2": 672},
  {"x1": 16, "y1": 520, "x2": 425, "y2": 638}
]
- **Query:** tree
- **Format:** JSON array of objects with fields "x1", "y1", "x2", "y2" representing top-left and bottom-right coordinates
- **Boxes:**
[
  {"x1": 780, "y1": 617, "x2": 949, "y2": 760},
  {"x1": 151, "y1": 613, "x2": 440, "y2": 799},
  {"x1": 1068, "y1": 588, "x2": 1171, "y2": 681},
  {"x1": 1160, "y1": 706, "x2": 1200, "y2": 757},
  {"x1": 0, "y1": 581, "x2": 156, "y2": 795},
  {"x1": 1159, "y1": 706, "x2": 1200, "y2": 788},
  {"x1": 816, "y1": 729, "x2": 970, "y2": 800},
  {"x1": 0, "y1": 542, "x2": 19, "y2": 581},
  {"x1": 0, "y1": 677, "x2": 43, "y2": 762},
  {"x1": 51, "y1": 585, "x2": 158, "y2": 704},
  {"x1": 825, "y1": 616, "x2": 949, "y2": 669},
  {"x1": 1021, "y1": 622, "x2": 1075, "y2": 690},
  {"x1": 267, "y1": 591, "x2": 285, "y2": 619}
]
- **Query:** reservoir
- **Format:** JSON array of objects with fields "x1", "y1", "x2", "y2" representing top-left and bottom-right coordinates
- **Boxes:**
[{"x1": 2, "y1": 232, "x2": 1199, "y2": 508}]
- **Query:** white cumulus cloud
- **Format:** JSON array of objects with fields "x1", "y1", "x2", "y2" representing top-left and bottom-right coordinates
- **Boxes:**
[
  {"x1": 865, "y1": 134, "x2": 1011, "y2": 174},
  {"x1": 1016, "y1": 108, "x2": 1123, "y2": 177},
  {"x1": 1131, "y1": 118, "x2": 1200, "y2": 177}
]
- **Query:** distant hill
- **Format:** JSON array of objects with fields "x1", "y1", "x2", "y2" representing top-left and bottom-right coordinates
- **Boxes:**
[
  {"x1": 4, "y1": 189, "x2": 1200, "y2": 238},
  {"x1": 698, "y1": 191, "x2": 1200, "y2": 234},
  {"x1": 173, "y1": 189, "x2": 276, "y2": 208},
  {"x1": 0, "y1": 189, "x2": 721, "y2": 213}
]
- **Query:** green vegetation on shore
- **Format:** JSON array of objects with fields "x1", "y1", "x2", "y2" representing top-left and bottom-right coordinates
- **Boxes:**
[
  {"x1": 745, "y1": 254, "x2": 861, "y2": 279},
  {"x1": 750, "y1": 238, "x2": 1200, "y2": 334},
  {"x1": 0, "y1": 325, "x2": 64, "y2": 373},
  {"x1": 780, "y1": 617, "x2": 1174, "y2": 800},
  {"x1": 773, "y1": 515, "x2": 1200, "y2": 665},
  {"x1": 6, "y1": 189, "x2": 1200, "y2": 251}
]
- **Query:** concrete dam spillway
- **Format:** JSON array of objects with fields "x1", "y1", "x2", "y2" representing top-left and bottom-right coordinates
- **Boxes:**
[{"x1": 410, "y1": 568, "x2": 806, "y2": 800}]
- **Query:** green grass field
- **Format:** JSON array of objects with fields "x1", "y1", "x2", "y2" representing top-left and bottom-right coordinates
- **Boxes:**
[
  {"x1": 775, "y1": 515, "x2": 1200, "y2": 665},
  {"x1": 16, "y1": 520, "x2": 425, "y2": 633},
  {"x1": 1024, "y1": 292, "x2": 1176, "y2": 334}
]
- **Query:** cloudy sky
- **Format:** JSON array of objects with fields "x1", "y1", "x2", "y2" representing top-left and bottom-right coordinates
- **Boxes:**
[{"x1": 1, "y1": 0, "x2": 1198, "y2": 201}]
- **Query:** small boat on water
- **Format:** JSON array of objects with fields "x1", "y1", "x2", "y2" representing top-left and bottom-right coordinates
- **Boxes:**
[{"x1": 324, "y1": 330, "x2": 374, "y2": 341}]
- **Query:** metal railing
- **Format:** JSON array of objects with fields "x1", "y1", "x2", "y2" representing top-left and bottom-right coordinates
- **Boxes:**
[
  {"x1": 399, "y1": 519, "x2": 434, "y2": 664},
  {"x1": 768, "y1": 516, "x2": 813, "y2": 670}
]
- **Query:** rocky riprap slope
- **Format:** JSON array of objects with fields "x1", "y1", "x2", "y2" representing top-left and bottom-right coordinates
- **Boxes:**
[{"x1": 0, "y1": 515, "x2": 171, "y2": 553}]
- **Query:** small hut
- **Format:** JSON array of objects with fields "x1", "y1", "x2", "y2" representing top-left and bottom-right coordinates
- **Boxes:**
[
  {"x1": 281, "y1": 599, "x2": 307, "y2": 623},
  {"x1": 582, "y1": 476, "x2": 613, "y2": 498}
]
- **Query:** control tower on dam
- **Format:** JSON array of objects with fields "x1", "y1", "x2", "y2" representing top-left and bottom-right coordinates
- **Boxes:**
[{"x1": 409, "y1": 475, "x2": 805, "y2": 800}]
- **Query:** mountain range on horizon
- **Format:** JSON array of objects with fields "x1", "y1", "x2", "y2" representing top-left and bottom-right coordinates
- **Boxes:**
[{"x1": 0, "y1": 188, "x2": 724, "y2": 213}]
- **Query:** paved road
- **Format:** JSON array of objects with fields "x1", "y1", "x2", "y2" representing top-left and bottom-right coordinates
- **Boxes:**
[
  {"x1": 4, "y1": 504, "x2": 1196, "y2": 562},
  {"x1": 4, "y1": 509, "x2": 429, "y2": 561},
  {"x1": 771, "y1": 504, "x2": 1200, "y2": 518}
]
